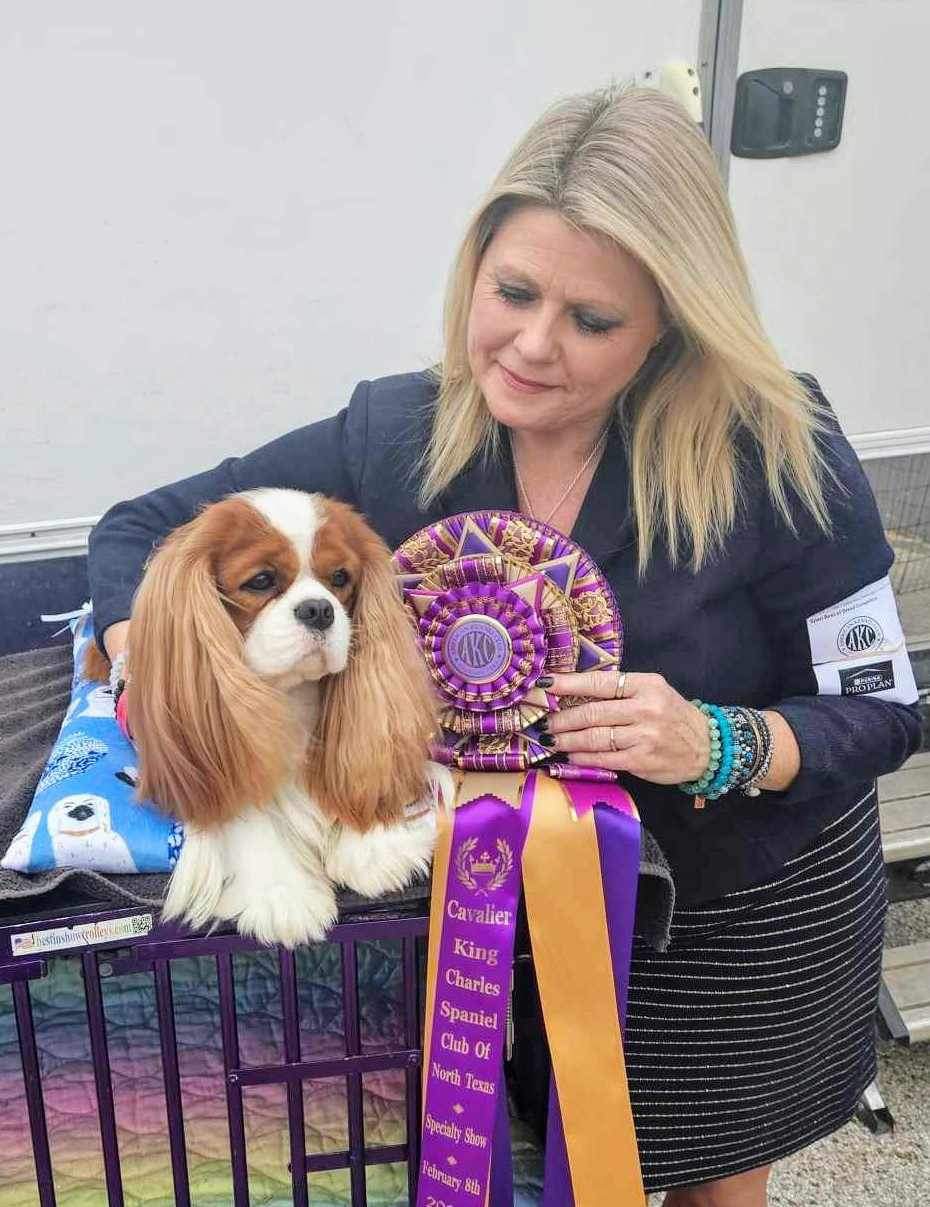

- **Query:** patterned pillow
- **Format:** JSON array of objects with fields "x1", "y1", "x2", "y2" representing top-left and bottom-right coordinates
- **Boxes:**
[{"x1": 1, "y1": 611, "x2": 183, "y2": 874}]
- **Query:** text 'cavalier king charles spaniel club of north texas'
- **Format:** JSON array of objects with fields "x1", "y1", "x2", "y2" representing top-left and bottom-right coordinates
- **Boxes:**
[{"x1": 90, "y1": 489, "x2": 452, "y2": 947}]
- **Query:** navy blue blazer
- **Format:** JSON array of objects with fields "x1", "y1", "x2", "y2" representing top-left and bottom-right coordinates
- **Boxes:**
[{"x1": 88, "y1": 371, "x2": 922, "y2": 903}]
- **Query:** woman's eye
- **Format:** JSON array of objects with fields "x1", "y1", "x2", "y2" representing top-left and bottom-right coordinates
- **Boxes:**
[
  {"x1": 241, "y1": 570, "x2": 276, "y2": 592},
  {"x1": 574, "y1": 311, "x2": 618, "y2": 337},
  {"x1": 496, "y1": 282, "x2": 534, "y2": 306},
  {"x1": 331, "y1": 568, "x2": 350, "y2": 588}
]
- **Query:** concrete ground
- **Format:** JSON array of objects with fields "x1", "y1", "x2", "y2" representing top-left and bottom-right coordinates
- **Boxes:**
[{"x1": 899, "y1": 586, "x2": 930, "y2": 647}]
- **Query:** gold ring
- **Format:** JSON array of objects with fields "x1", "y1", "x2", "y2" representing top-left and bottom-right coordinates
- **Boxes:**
[
  {"x1": 608, "y1": 728, "x2": 619, "y2": 753},
  {"x1": 614, "y1": 671, "x2": 627, "y2": 700}
]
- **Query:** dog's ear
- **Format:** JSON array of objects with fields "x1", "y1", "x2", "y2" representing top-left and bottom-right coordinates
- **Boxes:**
[
  {"x1": 83, "y1": 643, "x2": 111, "y2": 684},
  {"x1": 130, "y1": 504, "x2": 296, "y2": 827},
  {"x1": 306, "y1": 507, "x2": 437, "y2": 829}
]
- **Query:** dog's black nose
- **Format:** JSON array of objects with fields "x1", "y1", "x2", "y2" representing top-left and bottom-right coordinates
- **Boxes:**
[
  {"x1": 68, "y1": 804, "x2": 95, "y2": 821},
  {"x1": 294, "y1": 597, "x2": 335, "y2": 631}
]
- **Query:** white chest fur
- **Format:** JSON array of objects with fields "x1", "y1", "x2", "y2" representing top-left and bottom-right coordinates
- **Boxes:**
[{"x1": 162, "y1": 764, "x2": 449, "y2": 948}]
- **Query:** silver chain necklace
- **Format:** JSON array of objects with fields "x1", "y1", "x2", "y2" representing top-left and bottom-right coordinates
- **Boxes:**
[{"x1": 510, "y1": 426, "x2": 610, "y2": 526}]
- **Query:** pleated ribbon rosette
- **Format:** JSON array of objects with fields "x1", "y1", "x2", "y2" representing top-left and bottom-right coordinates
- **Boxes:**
[{"x1": 393, "y1": 510, "x2": 623, "y2": 774}]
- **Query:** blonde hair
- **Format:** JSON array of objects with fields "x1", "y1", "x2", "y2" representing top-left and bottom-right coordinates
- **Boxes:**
[{"x1": 421, "y1": 84, "x2": 830, "y2": 572}]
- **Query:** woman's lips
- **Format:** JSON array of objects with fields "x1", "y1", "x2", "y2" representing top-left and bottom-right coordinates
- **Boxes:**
[{"x1": 497, "y1": 363, "x2": 556, "y2": 394}]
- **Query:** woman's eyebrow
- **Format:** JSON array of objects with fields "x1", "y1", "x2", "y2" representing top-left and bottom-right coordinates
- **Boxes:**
[
  {"x1": 493, "y1": 264, "x2": 538, "y2": 289},
  {"x1": 493, "y1": 263, "x2": 627, "y2": 319}
]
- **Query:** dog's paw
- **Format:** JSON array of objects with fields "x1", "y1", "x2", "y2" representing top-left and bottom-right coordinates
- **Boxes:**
[
  {"x1": 161, "y1": 829, "x2": 226, "y2": 931},
  {"x1": 326, "y1": 814, "x2": 436, "y2": 898},
  {"x1": 232, "y1": 882, "x2": 338, "y2": 949}
]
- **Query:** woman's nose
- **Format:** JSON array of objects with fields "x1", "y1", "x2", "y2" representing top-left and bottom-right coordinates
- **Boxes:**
[{"x1": 512, "y1": 309, "x2": 559, "y2": 363}]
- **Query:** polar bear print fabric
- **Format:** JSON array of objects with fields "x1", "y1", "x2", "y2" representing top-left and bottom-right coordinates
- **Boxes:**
[
  {"x1": 1, "y1": 612, "x2": 184, "y2": 875},
  {"x1": 46, "y1": 795, "x2": 139, "y2": 873}
]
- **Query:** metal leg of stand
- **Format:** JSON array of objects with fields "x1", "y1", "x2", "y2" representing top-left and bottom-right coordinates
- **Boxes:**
[{"x1": 855, "y1": 1079, "x2": 895, "y2": 1135}]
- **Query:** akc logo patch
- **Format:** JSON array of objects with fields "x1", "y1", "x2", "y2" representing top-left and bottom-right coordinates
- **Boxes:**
[{"x1": 837, "y1": 615, "x2": 883, "y2": 657}]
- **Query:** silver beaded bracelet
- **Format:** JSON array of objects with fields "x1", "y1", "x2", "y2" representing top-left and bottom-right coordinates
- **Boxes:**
[
  {"x1": 741, "y1": 708, "x2": 774, "y2": 797},
  {"x1": 108, "y1": 650, "x2": 130, "y2": 698}
]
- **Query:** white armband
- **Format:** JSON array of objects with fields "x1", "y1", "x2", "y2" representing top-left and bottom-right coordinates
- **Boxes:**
[{"x1": 805, "y1": 576, "x2": 919, "y2": 705}]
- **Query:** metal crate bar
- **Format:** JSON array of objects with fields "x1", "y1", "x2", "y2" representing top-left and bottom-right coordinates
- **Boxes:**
[
  {"x1": 234, "y1": 1048, "x2": 420, "y2": 1088},
  {"x1": 153, "y1": 960, "x2": 192, "y2": 1207},
  {"x1": 0, "y1": 958, "x2": 46, "y2": 986},
  {"x1": 216, "y1": 951, "x2": 250, "y2": 1207},
  {"x1": 304, "y1": 1143, "x2": 409, "y2": 1174},
  {"x1": 12, "y1": 980, "x2": 56, "y2": 1207},
  {"x1": 340, "y1": 940, "x2": 367, "y2": 1207},
  {"x1": 81, "y1": 951, "x2": 124, "y2": 1207},
  {"x1": 279, "y1": 947, "x2": 310, "y2": 1207},
  {"x1": 114, "y1": 912, "x2": 429, "y2": 970},
  {"x1": 402, "y1": 935, "x2": 422, "y2": 1206}
]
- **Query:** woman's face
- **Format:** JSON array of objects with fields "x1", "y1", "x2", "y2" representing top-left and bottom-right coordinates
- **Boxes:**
[{"x1": 467, "y1": 207, "x2": 664, "y2": 438}]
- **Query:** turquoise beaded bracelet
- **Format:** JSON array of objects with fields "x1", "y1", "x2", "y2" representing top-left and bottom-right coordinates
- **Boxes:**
[
  {"x1": 680, "y1": 701, "x2": 774, "y2": 804},
  {"x1": 701, "y1": 704, "x2": 735, "y2": 799},
  {"x1": 680, "y1": 701, "x2": 727, "y2": 797}
]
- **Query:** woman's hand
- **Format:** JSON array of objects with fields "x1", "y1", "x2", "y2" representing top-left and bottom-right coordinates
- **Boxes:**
[
  {"x1": 103, "y1": 619, "x2": 131, "y2": 663},
  {"x1": 544, "y1": 670, "x2": 710, "y2": 785}
]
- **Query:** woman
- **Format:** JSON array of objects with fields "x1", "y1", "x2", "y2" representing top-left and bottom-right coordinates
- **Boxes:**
[{"x1": 88, "y1": 86, "x2": 920, "y2": 1204}]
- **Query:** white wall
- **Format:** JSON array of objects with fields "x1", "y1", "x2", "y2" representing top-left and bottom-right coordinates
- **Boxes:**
[
  {"x1": 0, "y1": 3, "x2": 701, "y2": 526},
  {"x1": 730, "y1": 0, "x2": 930, "y2": 443}
]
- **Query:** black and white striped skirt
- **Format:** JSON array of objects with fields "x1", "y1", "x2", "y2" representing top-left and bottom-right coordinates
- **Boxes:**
[{"x1": 626, "y1": 788, "x2": 887, "y2": 1192}]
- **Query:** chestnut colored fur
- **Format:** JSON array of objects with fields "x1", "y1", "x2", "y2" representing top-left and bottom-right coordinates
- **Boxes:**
[
  {"x1": 305, "y1": 499, "x2": 438, "y2": 828},
  {"x1": 83, "y1": 643, "x2": 111, "y2": 685},
  {"x1": 129, "y1": 499, "x2": 297, "y2": 828}
]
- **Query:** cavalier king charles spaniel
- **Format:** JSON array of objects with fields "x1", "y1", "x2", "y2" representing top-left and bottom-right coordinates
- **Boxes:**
[{"x1": 87, "y1": 489, "x2": 450, "y2": 947}]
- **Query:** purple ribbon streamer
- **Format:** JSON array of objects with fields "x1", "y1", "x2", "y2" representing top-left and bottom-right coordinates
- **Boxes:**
[{"x1": 417, "y1": 782, "x2": 534, "y2": 1207}]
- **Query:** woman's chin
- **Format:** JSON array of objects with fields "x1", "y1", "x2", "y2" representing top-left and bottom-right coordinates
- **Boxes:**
[{"x1": 481, "y1": 383, "x2": 557, "y2": 431}]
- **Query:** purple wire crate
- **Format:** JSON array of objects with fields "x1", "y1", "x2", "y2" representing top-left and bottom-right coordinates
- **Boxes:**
[{"x1": 0, "y1": 900, "x2": 431, "y2": 1206}]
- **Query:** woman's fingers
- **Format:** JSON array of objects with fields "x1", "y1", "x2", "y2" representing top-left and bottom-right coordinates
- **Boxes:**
[
  {"x1": 550, "y1": 724, "x2": 639, "y2": 754},
  {"x1": 546, "y1": 698, "x2": 638, "y2": 734},
  {"x1": 566, "y1": 751, "x2": 634, "y2": 772},
  {"x1": 565, "y1": 750, "x2": 679, "y2": 783},
  {"x1": 544, "y1": 669, "x2": 660, "y2": 700}
]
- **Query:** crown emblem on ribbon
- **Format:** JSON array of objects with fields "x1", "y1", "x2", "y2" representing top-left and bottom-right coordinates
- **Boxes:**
[
  {"x1": 393, "y1": 511, "x2": 623, "y2": 773},
  {"x1": 454, "y1": 836, "x2": 514, "y2": 895}
]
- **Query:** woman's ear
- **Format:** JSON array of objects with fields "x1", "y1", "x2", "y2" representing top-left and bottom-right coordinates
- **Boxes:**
[
  {"x1": 306, "y1": 516, "x2": 438, "y2": 830},
  {"x1": 130, "y1": 509, "x2": 294, "y2": 827}
]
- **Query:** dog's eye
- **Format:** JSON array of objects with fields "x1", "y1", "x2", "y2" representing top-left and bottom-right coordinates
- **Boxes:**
[
  {"x1": 331, "y1": 568, "x2": 350, "y2": 588},
  {"x1": 241, "y1": 570, "x2": 277, "y2": 592}
]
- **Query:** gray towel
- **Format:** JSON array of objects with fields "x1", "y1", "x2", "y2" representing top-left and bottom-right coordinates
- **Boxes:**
[{"x1": 0, "y1": 645, "x2": 674, "y2": 946}]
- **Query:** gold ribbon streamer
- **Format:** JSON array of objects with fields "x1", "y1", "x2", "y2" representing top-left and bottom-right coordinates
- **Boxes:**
[
  {"x1": 421, "y1": 797, "x2": 454, "y2": 1109},
  {"x1": 522, "y1": 773, "x2": 645, "y2": 1206}
]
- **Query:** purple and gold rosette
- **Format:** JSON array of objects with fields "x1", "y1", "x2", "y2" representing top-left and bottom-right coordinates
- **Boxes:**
[
  {"x1": 395, "y1": 513, "x2": 646, "y2": 1206},
  {"x1": 394, "y1": 510, "x2": 623, "y2": 773}
]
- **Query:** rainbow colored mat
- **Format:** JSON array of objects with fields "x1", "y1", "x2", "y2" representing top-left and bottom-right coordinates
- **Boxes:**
[{"x1": 0, "y1": 941, "x2": 543, "y2": 1205}]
